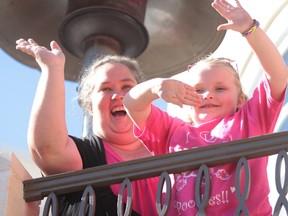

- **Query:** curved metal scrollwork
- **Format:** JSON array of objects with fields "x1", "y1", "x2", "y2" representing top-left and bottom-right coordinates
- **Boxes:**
[
  {"x1": 117, "y1": 178, "x2": 133, "y2": 216},
  {"x1": 156, "y1": 171, "x2": 172, "y2": 216},
  {"x1": 234, "y1": 157, "x2": 250, "y2": 216},
  {"x1": 273, "y1": 150, "x2": 288, "y2": 216},
  {"x1": 195, "y1": 164, "x2": 210, "y2": 215},
  {"x1": 43, "y1": 192, "x2": 58, "y2": 216},
  {"x1": 79, "y1": 185, "x2": 96, "y2": 216}
]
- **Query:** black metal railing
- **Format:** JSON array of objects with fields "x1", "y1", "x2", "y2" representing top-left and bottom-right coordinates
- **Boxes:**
[{"x1": 23, "y1": 131, "x2": 288, "y2": 216}]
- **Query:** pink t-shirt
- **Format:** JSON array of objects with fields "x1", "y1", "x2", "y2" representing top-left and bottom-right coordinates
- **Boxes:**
[
  {"x1": 134, "y1": 78, "x2": 286, "y2": 215},
  {"x1": 103, "y1": 142, "x2": 160, "y2": 215}
]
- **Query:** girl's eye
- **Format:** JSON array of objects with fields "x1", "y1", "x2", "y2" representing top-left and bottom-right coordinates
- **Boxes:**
[
  {"x1": 196, "y1": 89, "x2": 204, "y2": 94},
  {"x1": 216, "y1": 87, "x2": 225, "y2": 91}
]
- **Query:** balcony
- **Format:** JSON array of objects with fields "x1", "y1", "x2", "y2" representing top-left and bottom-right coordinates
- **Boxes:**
[{"x1": 3, "y1": 131, "x2": 288, "y2": 215}]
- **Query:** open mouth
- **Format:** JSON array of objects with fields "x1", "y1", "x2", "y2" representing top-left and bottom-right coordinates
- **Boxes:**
[{"x1": 111, "y1": 106, "x2": 127, "y2": 117}]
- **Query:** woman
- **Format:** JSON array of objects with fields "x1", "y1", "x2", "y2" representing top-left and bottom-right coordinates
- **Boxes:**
[{"x1": 16, "y1": 39, "x2": 159, "y2": 215}]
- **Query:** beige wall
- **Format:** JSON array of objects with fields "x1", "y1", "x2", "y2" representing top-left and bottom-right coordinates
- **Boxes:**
[{"x1": 0, "y1": 152, "x2": 40, "y2": 216}]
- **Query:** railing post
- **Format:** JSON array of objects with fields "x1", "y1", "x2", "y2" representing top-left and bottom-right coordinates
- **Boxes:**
[{"x1": 0, "y1": 152, "x2": 40, "y2": 216}]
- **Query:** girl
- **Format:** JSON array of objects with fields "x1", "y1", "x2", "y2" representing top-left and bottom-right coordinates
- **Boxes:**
[{"x1": 123, "y1": 0, "x2": 288, "y2": 215}]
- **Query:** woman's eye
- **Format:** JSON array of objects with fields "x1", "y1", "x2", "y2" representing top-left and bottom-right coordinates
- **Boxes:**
[
  {"x1": 101, "y1": 87, "x2": 111, "y2": 92},
  {"x1": 123, "y1": 85, "x2": 133, "y2": 91}
]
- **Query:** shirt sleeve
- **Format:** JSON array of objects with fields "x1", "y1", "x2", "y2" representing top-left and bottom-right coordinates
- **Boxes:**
[
  {"x1": 133, "y1": 105, "x2": 185, "y2": 155},
  {"x1": 243, "y1": 76, "x2": 286, "y2": 133},
  {"x1": 69, "y1": 135, "x2": 98, "y2": 168}
]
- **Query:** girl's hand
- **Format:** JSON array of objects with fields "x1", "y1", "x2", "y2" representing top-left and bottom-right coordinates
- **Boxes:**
[
  {"x1": 212, "y1": 0, "x2": 254, "y2": 33},
  {"x1": 156, "y1": 79, "x2": 201, "y2": 108}
]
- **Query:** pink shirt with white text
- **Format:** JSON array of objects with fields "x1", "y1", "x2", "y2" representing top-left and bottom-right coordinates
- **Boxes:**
[{"x1": 134, "y1": 77, "x2": 286, "y2": 215}]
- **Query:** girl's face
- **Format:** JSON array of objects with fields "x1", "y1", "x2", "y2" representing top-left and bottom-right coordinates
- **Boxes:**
[
  {"x1": 89, "y1": 63, "x2": 138, "y2": 143},
  {"x1": 188, "y1": 64, "x2": 245, "y2": 125}
]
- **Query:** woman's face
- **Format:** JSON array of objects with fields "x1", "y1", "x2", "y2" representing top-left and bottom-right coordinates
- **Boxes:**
[{"x1": 89, "y1": 63, "x2": 138, "y2": 143}]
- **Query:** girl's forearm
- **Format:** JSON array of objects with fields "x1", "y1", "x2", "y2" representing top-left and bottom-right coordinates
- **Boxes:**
[
  {"x1": 125, "y1": 78, "x2": 162, "y2": 111},
  {"x1": 245, "y1": 27, "x2": 288, "y2": 100},
  {"x1": 124, "y1": 78, "x2": 163, "y2": 130}
]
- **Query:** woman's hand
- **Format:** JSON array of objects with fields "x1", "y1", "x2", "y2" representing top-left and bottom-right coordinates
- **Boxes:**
[{"x1": 16, "y1": 38, "x2": 65, "y2": 70}]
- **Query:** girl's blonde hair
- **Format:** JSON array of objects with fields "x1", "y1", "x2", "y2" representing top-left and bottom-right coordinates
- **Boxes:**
[{"x1": 188, "y1": 55, "x2": 248, "y2": 100}]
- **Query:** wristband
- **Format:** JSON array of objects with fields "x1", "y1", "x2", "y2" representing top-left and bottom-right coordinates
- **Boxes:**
[{"x1": 241, "y1": 19, "x2": 260, "y2": 37}]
